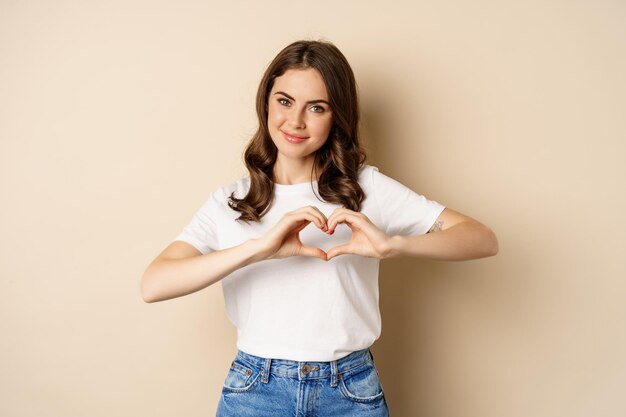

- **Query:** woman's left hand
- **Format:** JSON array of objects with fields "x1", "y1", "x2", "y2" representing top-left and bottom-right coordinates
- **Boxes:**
[{"x1": 325, "y1": 208, "x2": 392, "y2": 261}]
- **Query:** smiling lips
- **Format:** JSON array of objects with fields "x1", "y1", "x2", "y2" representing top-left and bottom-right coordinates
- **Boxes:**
[{"x1": 282, "y1": 130, "x2": 308, "y2": 143}]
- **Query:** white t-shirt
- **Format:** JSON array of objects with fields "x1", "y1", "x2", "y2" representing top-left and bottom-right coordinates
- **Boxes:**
[{"x1": 174, "y1": 165, "x2": 445, "y2": 362}]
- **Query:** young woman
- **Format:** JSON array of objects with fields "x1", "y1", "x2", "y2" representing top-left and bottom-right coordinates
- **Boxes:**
[{"x1": 141, "y1": 40, "x2": 498, "y2": 417}]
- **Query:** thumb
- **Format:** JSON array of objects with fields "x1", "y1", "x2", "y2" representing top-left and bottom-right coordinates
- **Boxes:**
[
  {"x1": 326, "y1": 244, "x2": 352, "y2": 261},
  {"x1": 298, "y1": 245, "x2": 328, "y2": 261}
]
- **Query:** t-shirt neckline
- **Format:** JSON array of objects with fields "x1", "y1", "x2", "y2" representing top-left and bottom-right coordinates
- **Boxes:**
[{"x1": 273, "y1": 180, "x2": 318, "y2": 195}]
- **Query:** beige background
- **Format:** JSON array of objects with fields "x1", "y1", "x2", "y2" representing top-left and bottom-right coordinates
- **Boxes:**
[{"x1": 1, "y1": 0, "x2": 625, "y2": 416}]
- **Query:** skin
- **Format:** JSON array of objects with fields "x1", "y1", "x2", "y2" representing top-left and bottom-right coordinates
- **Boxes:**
[
  {"x1": 140, "y1": 68, "x2": 498, "y2": 303},
  {"x1": 267, "y1": 67, "x2": 333, "y2": 185}
]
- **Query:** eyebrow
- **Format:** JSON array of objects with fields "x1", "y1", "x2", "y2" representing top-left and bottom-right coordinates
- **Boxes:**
[{"x1": 274, "y1": 91, "x2": 330, "y2": 106}]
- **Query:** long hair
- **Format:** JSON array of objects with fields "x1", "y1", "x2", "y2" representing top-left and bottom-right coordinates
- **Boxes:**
[{"x1": 228, "y1": 40, "x2": 367, "y2": 222}]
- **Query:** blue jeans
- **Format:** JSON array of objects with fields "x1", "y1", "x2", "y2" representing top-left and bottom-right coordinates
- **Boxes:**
[{"x1": 216, "y1": 347, "x2": 390, "y2": 417}]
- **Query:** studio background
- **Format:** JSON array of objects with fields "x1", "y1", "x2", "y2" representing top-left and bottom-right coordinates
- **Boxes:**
[{"x1": 1, "y1": 1, "x2": 624, "y2": 416}]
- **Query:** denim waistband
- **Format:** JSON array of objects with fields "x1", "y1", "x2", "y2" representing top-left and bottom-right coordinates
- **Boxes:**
[{"x1": 234, "y1": 347, "x2": 374, "y2": 387}]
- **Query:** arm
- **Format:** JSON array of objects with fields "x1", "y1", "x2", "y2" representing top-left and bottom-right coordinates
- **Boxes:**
[
  {"x1": 385, "y1": 208, "x2": 499, "y2": 261},
  {"x1": 140, "y1": 206, "x2": 330, "y2": 303},
  {"x1": 140, "y1": 239, "x2": 266, "y2": 303}
]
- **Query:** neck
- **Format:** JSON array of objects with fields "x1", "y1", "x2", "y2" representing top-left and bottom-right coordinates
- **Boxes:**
[{"x1": 272, "y1": 156, "x2": 319, "y2": 185}]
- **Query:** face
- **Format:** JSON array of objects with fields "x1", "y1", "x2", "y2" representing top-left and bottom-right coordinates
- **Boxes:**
[{"x1": 267, "y1": 68, "x2": 333, "y2": 168}]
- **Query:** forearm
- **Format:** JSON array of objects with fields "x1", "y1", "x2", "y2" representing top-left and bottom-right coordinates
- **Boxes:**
[
  {"x1": 385, "y1": 221, "x2": 499, "y2": 261},
  {"x1": 141, "y1": 239, "x2": 265, "y2": 303}
]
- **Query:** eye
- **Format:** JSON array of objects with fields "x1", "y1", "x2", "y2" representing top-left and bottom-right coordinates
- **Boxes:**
[
  {"x1": 310, "y1": 105, "x2": 325, "y2": 113},
  {"x1": 277, "y1": 98, "x2": 290, "y2": 106}
]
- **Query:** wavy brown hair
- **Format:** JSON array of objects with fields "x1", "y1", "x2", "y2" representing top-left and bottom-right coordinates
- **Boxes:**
[{"x1": 228, "y1": 40, "x2": 367, "y2": 222}]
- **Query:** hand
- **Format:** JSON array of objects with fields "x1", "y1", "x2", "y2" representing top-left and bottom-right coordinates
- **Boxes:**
[
  {"x1": 257, "y1": 205, "x2": 329, "y2": 261},
  {"x1": 325, "y1": 208, "x2": 392, "y2": 261}
]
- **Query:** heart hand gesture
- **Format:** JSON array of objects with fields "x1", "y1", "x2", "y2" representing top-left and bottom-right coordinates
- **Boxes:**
[
  {"x1": 257, "y1": 205, "x2": 329, "y2": 261},
  {"x1": 325, "y1": 208, "x2": 392, "y2": 261}
]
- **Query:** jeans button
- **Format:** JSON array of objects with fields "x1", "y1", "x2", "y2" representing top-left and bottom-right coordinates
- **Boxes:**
[{"x1": 302, "y1": 364, "x2": 311, "y2": 374}]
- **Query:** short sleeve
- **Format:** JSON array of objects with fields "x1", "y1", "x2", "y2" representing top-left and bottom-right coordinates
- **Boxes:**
[
  {"x1": 371, "y1": 167, "x2": 446, "y2": 236},
  {"x1": 174, "y1": 192, "x2": 220, "y2": 255}
]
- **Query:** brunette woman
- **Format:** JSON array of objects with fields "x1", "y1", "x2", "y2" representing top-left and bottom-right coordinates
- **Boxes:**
[{"x1": 141, "y1": 39, "x2": 498, "y2": 417}]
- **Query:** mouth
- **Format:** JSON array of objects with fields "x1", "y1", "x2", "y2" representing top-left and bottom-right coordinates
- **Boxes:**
[{"x1": 281, "y1": 130, "x2": 308, "y2": 143}]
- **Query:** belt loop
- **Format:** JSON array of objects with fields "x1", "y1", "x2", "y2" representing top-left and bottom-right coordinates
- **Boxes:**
[
  {"x1": 330, "y1": 359, "x2": 339, "y2": 387},
  {"x1": 261, "y1": 358, "x2": 271, "y2": 383}
]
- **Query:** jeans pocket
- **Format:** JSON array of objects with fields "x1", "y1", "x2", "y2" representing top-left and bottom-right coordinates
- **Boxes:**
[
  {"x1": 222, "y1": 359, "x2": 261, "y2": 393},
  {"x1": 338, "y1": 361, "x2": 385, "y2": 403}
]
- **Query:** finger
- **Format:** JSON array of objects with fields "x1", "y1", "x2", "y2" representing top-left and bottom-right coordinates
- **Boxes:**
[
  {"x1": 328, "y1": 212, "x2": 362, "y2": 234},
  {"x1": 292, "y1": 208, "x2": 328, "y2": 230},
  {"x1": 326, "y1": 207, "x2": 360, "y2": 224},
  {"x1": 326, "y1": 244, "x2": 352, "y2": 260},
  {"x1": 273, "y1": 216, "x2": 307, "y2": 239},
  {"x1": 293, "y1": 205, "x2": 329, "y2": 231},
  {"x1": 303, "y1": 205, "x2": 329, "y2": 228},
  {"x1": 326, "y1": 208, "x2": 348, "y2": 233},
  {"x1": 292, "y1": 220, "x2": 310, "y2": 234},
  {"x1": 286, "y1": 211, "x2": 327, "y2": 231},
  {"x1": 327, "y1": 206, "x2": 348, "y2": 221},
  {"x1": 298, "y1": 245, "x2": 328, "y2": 260}
]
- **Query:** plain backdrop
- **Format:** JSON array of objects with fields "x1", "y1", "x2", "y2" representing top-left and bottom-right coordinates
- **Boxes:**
[{"x1": 1, "y1": 1, "x2": 625, "y2": 416}]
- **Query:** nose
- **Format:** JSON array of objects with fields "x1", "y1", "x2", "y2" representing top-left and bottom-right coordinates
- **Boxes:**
[{"x1": 288, "y1": 108, "x2": 305, "y2": 129}]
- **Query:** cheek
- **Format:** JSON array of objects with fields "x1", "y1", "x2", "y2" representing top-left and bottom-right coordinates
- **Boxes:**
[
  {"x1": 267, "y1": 104, "x2": 285, "y2": 127},
  {"x1": 312, "y1": 117, "x2": 333, "y2": 137}
]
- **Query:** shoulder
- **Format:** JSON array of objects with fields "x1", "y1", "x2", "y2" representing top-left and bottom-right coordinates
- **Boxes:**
[
  {"x1": 207, "y1": 174, "x2": 251, "y2": 205},
  {"x1": 358, "y1": 164, "x2": 399, "y2": 191},
  {"x1": 357, "y1": 164, "x2": 379, "y2": 185}
]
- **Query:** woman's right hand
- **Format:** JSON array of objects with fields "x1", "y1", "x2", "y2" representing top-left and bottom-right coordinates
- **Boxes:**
[{"x1": 256, "y1": 206, "x2": 329, "y2": 261}]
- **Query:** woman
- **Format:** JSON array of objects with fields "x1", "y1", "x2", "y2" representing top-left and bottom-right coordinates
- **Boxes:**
[{"x1": 141, "y1": 39, "x2": 498, "y2": 416}]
